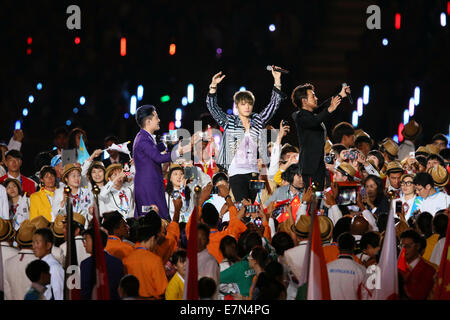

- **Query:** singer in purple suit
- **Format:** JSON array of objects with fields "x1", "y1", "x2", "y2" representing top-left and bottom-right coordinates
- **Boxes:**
[{"x1": 133, "y1": 105, "x2": 174, "y2": 220}]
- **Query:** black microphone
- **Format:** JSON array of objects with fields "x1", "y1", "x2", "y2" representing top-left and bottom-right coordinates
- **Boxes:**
[
  {"x1": 342, "y1": 83, "x2": 353, "y2": 104},
  {"x1": 266, "y1": 65, "x2": 289, "y2": 74}
]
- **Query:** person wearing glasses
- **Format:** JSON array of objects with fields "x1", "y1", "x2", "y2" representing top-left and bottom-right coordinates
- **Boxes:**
[{"x1": 390, "y1": 174, "x2": 417, "y2": 222}]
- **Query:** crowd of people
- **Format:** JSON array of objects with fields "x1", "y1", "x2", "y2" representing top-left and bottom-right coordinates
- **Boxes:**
[{"x1": 0, "y1": 71, "x2": 449, "y2": 301}]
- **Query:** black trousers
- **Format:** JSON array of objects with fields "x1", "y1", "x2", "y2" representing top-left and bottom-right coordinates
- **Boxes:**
[
  {"x1": 302, "y1": 165, "x2": 326, "y2": 191},
  {"x1": 229, "y1": 173, "x2": 259, "y2": 203}
]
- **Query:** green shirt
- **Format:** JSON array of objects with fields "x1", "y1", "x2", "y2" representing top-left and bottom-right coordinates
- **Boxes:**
[{"x1": 220, "y1": 255, "x2": 255, "y2": 297}]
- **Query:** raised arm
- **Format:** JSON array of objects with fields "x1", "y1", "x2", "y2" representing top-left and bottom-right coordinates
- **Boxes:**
[
  {"x1": 206, "y1": 72, "x2": 229, "y2": 128},
  {"x1": 258, "y1": 66, "x2": 284, "y2": 124}
]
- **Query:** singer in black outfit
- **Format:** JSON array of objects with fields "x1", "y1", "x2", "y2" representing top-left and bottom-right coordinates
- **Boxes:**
[{"x1": 291, "y1": 83, "x2": 350, "y2": 190}]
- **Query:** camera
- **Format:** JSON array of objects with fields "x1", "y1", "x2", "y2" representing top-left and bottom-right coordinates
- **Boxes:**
[
  {"x1": 314, "y1": 191, "x2": 324, "y2": 199},
  {"x1": 282, "y1": 120, "x2": 289, "y2": 127},
  {"x1": 249, "y1": 180, "x2": 265, "y2": 191},
  {"x1": 171, "y1": 190, "x2": 181, "y2": 200},
  {"x1": 395, "y1": 200, "x2": 402, "y2": 214},
  {"x1": 325, "y1": 153, "x2": 336, "y2": 165},
  {"x1": 343, "y1": 150, "x2": 358, "y2": 161},
  {"x1": 254, "y1": 217, "x2": 263, "y2": 227},
  {"x1": 246, "y1": 205, "x2": 259, "y2": 213},
  {"x1": 184, "y1": 166, "x2": 198, "y2": 181}
]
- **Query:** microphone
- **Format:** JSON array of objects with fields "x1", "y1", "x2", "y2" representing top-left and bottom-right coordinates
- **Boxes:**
[
  {"x1": 266, "y1": 65, "x2": 289, "y2": 74},
  {"x1": 342, "y1": 83, "x2": 353, "y2": 104}
]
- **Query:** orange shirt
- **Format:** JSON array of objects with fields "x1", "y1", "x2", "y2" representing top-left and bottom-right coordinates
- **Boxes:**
[
  {"x1": 154, "y1": 222, "x2": 180, "y2": 264},
  {"x1": 323, "y1": 242, "x2": 364, "y2": 265},
  {"x1": 186, "y1": 205, "x2": 247, "y2": 264},
  {"x1": 105, "y1": 235, "x2": 134, "y2": 261},
  {"x1": 123, "y1": 245, "x2": 168, "y2": 299}
]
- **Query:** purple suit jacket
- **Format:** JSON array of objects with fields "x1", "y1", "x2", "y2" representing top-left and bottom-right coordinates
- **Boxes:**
[{"x1": 133, "y1": 129, "x2": 172, "y2": 220}]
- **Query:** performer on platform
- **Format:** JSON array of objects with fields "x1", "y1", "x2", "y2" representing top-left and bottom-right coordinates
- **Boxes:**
[
  {"x1": 133, "y1": 105, "x2": 190, "y2": 220},
  {"x1": 291, "y1": 83, "x2": 350, "y2": 190},
  {"x1": 206, "y1": 66, "x2": 285, "y2": 202}
]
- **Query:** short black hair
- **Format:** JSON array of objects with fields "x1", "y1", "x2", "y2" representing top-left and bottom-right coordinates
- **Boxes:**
[
  {"x1": 271, "y1": 232, "x2": 294, "y2": 256},
  {"x1": 245, "y1": 232, "x2": 263, "y2": 254},
  {"x1": 26, "y1": 260, "x2": 50, "y2": 282},
  {"x1": 197, "y1": 223, "x2": 210, "y2": 244},
  {"x1": 39, "y1": 165, "x2": 57, "y2": 180},
  {"x1": 332, "y1": 216, "x2": 352, "y2": 243},
  {"x1": 282, "y1": 163, "x2": 301, "y2": 184},
  {"x1": 331, "y1": 144, "x2": 347, "y2": 156},
  {"x1": 136, "y1": 224, "x2": 159, "y2": 243},
  {"x1": 291, "y1": 83, "x2": 315, "y2": 109},
  {"x1": 102, "y1": 211, "x2": 124, "y2": 235},
  {"x1": 104, "y1": 135, "x2": 119, "y2": 144},
  {"x1": 432, "y1": 133, "x2": 448, "y2": 145},
  {"x1": 368, "y1": 150, "x2": 385, "y2": 171},
  {"x1": 426, "y1": 154, "x2": 445, "y2": 166},
  {"x1": 416, "y1": 212, "x2": 433, "y2": 238},
  {"x1": 433, "y1": 213, "x2": 449, "y2": 238},
  {"x1": 83, "y1": 228, "x2": 108, "y2": 248},
  {"x1": 34, "y1": 228, "x2": 54, "y2": 244},
  {"x1": 400, "y1": 229, "x2": 423, "y2": 245},
  {"x1": 219, "y1": 235, "x2": 238, "y2": 261},
  {"x1": 376, "y1": 213, "x2": 389, "y2": 233},
  {"x1": 413, "y1": 172, "x2": 435, "y2": 188},
  {"x1": 250, "y1": 246, "x2": 271, "y2": 269},
  {"x1": 201, "y1": 203, "x2": 219, "y2": 228},
  {"x1": 126, "y1": 218, "x2": 139, "y2": 243},
  {"x1": 337, "y1": 232, "x2": 355, "y2": 252},
  {"x1": 198, "y1": 277, "x2": 216, "y2": 299},
  {"x1": 332, "y1": 122, "x2": 355, "y2": 144},
  {"x1": 141, "y1": 211, "x2": 162, "y2": 232},
  {"x1": 5, "y1": 149, "x2": 23, "y2": 160},
  {"x1": 212, "y1": 172, "x2": 228, "y2": 186},
  {"x1": 135, "y1": 105, "x2": 156, "y2": 128},
  {"x1": 119, "y1": 274, "x2": 140, "y2": 297},
  {"x1": 280, "y1": 144, "x2": 299, "y2": 161},
  {"x1": 360, "y1": 232, "x2": 380, "y2": 250},
  {"x1": 355, "y1": 135, "x2": 372, "y2": 147},
  {"x1": 170, "y1": 249, "x2": 187, "y2": 265},
  {"x1": 415, "y1": 155, "x2": 428, "y2": 168}
]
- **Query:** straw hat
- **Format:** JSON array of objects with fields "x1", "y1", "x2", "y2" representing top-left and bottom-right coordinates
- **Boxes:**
[
  {"x1": 16, "y1": 220, "x2": 37, "y2": 247},
  {"x1": 51, "y1": 214, "x2": 65, "y2": 238},
  {"x1": 381, "y1": 138, "x2": 399, "y2": 158},
  {"x1": 337, "y1": 162, "x2": 356, "y2": 178},
  {"x1": 428, "y1": 165, "x2": 450, "y2": 187},
  {"x1": 385, "y1": 161, "x2": 404, "y2": 175},
  {"x1": 415, "y1": 146, "x2": 429, "y2": 157},
  {"x1": 425, "y1": 144, "x2": 440, "y2": 155},
  {"x1": 62, "y1": 163, "x2": 82, "y2": 183},
  {"x1": 291, "y1": 215, "x2": 333, "y2": 241},
  {"x1": 105, "y1": 163, "x2": 123, "y2": 181},
  {"x1": 0, "y1": 218, "x2": 14, "y2": 241},
  {"x1": 324, "y1": 139, "x2": 333, "y2": 155},
  {"x1": 402, "y1": 120, "x2": 422, "y2": 141},
  {"x1": 30, "y1": 215, "x2": 51, "y2": 230}
]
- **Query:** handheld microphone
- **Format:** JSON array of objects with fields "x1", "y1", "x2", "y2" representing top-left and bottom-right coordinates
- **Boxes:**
[
  {"x1": 266, "y1": 65, "x2": 289, "y2": 74},
  {"x1": 342, "y1": 83, "x2": 353, "y2": 104}
]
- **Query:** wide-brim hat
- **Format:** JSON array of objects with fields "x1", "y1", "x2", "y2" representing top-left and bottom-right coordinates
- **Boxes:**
[
  {"x1": 16, "y1": 220, "x2": 37, "y2": 247},
  {"x1": 105, "y1": 163, "x2": 123, "y2": 181},
  {"x1": 0, "y1": 218, "x2": 15, "y2": 241},
  {"x1": 402, "y1": 120, "x2": 422, "y2": 140},
  {"x1": 381, "y1": 138, "x2": 399, "y2": 158},
  {"x1": 415, "y1": 146, "x2": 429, "y2": 157},
  {"x1": 51, "y1": 214, "x2": 65, "y2": 238},
  {"x1": 324, "y1": 139, "x2": 333, "y2": 155},
  {"x1": 350, "y1": 216, "x2": 369, "y2": 235},
  {"x1": 386, "y1": 160, "x2": 404, "y2": 175},
  {"x1": 337, "y1": 162, "x2": 357, "y2": 178},
  {"x1": 425, "y1": 144, "x2": 440, "y2": 155},
  {"x1": 62, "y1": 163, "x2": 82, "y2": 183},
  {"x1": 291, "y1": 215, "x2": 333, "y2": 241},
  {"x1": 30, "y1": 215, "x2": 51, "y2": 230},
  {"x1": 428, "y1": 165, "x2": 450, "y2": 187}
]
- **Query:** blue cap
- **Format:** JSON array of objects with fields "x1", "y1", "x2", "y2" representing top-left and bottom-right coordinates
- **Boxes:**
[{"x1": 51, "y1": 155, "x2": 62, "y2": 167}]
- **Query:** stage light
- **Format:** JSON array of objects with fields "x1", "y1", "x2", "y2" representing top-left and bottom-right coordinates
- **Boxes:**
[
  {"x1": 382, "y1": 38, "x2": 389, "y2": 46},
  {"x1": 269, "y1": 24, "x2": 276, "y2": 32},
  {"x1": 26, "y1": 48, "x2": 32, "y2": 55},
  {"x1": 169, "y1": 43, "x2": 176, "y2": 55},
  {"x1": 175, "y1": 120, "x2": 181, "y2": 128},
  {"x1": 137, "y1": 85, "x2": 144, "y2": 101},
  {"x1": 27, "y1": 37, "x2": 32, "y2": 45},
  {"x1": 357, "y1": 98, "x2": 363, "y2": 116},
  {"x1": 441, "y1": 13, "x2": 447, "y2": 27},
  {"x1": 74, "y1": 37, "x2": 81, "y2": 45},
  {"x1": 15, "y1": 121, "x2": 21, "y2": 130},
  {"x1": 28, "y1": 95, "x2": 34, "y2": 103},
  {"x1": 22, "y1": 108, "x2": 28, "y2": 117},
  {"x1": 66, "y1": 120, "x2": 71, "y2": 126},
  {"x1": 448, "y1": 2, "x2": 450, "y2": 15},
  {"x1": 363, "y1": 85, "x2": 370, "y2": 105},
  {"x1": 36, "y1": 83, "x2": 42, "y2": 90},
  {"x1": 352, "y1": 111, "x2": 358, "y2": 127},
  {"x1": 181, "y1": 97, "x2": 188, "y2": 106},
  {"x1": 175, "y1": 108, "x2": 182, "y2": 121},
  {"x1": 403, "y1": 109, "x2": 410, "y2": 124},
  {"x1": 73, "y1": 107, "x2": 79, "y2": 114},
  {"x1": 414, "y1": 87, "x2": 420, "y2": 105},
  {"x1": 79, "y1": 96, "x2": 86, "y2": 105},
  {"x1": 169, "y1": 121, "x2": 175, "y2": 131},
  {"x1": 227, "y1": 109, "x2": 233, "y2": 115},
  {"x1": 124, "y1": 113, "x2": 129, "y2": 119},
  {"x1": 216, "y1": 48, "x2": 222, "y2": 55},
  {"x1": 239, "y1": 86, "x2": 246, "y2": 91},
  {"x1": 120, "y1": 37, "x2": 127, "y2": 56},
  {"x1": 160, "y1": 95, "x2": 170, "y2": 103},
  {"x1": 187, "y1": 84, "x2": 194, "y2": 103},
  {"x1": 130, "y1": 95, "x2": 137, "y2": 115},
  {"x1": 393, "y1": 135, "x2": 399, "y2": 144},
  {"x1": 398, "y1": 123, "x2": 405, "y2": 143},
  {"x1": 395, "y1": 13, "x2": 401, "y2": 30},
  {"x1": 409, "y1": 98, "x2": 415, "y2": 116}
]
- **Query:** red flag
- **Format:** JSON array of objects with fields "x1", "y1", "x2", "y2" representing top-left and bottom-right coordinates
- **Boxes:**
[
  {"x1": 397, "y1": 247, "x2": 409, "y2": 274},
  {"x1": 307, "y1": 214, "x2": 331, "y2": 300},
  {"x1": 91, "y1": 205, "x2": 110, "y2": 300},
  {"x1": 184, "y1": 206, "x2": 198, "y2": 300},
  {"x1": 290, "y1": 195, "x2": 301, "y2": 222},
  {"x1": 434, "y1": 210, "x2": 450, "y2": 300},
  {"x1": 206, "y1": 160, "x2": 215, "y2": 179},
  {"x1": 274, "y1": 199, "x2": 291, "y2": 224}
]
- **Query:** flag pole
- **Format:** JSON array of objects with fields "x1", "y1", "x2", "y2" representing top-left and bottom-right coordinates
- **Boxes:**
[{"x1": 63, "y1": 186, "x2": 78, "y2": 300}]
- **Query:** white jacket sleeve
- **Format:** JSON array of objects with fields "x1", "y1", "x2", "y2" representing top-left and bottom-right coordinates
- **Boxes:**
[
  {"x1": 364, "y1": 163, "x2": 380, "y2": 178},
  {"x1": 267, "y1": 143, "x2": 281, "y2": 179},
  {"x1": 296, "y1": 203, "x2": 308, "y2": 223},
  {"x1": 328, "y1": 205, "x2": 343, "y2": 226},
  {"x1": 7, "y1": 137, "x2": 21, "y2": 151},
  {"x1": 0, "y1": 185, "x2": 9, "y2": 219},
  {"x1": 362, "y1": 209, "x2": 379, "y2": 232},
  {"x1": 269, "y1": 217, "x2": 276, "y2": 239}
]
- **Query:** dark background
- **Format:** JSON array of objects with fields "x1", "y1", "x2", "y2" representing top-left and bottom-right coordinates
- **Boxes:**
[{"x1": 0, "y1": 0, "x2": 449, "y2": 175}]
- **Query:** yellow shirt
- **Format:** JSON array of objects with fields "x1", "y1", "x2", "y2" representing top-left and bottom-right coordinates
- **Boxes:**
[
  {"x1": 29, "y1": 189, "x2": 54, "y2": 221},
  {"x1": 422, "y1": 234, "x2": 440, "y2": 262},
  {"x1": 273, "y1": 169, "x2": 283, "y2": 186},
  {"x1": 165, "y1": 272, "x2": 184, "y2": 300}
]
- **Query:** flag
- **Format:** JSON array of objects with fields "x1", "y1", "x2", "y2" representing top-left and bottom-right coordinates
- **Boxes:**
[
  {"x1": 107, "y1": 141, "x2": 131, "y2": 155},
  {"x1": 373, "y1": 211, "x2": 398, "y2": 300},
  {"x1": 183, "y1": 206, "x2": 198, "y2": 300},
  {"x1": 290, "y1": 194, "x2": 301, "y2": 222},
  {"x1": 274, "y1": 199, "x2": 291, "y2": 223},
  {"x1": 77, "y1": 135, "x2": 90, "y2": 165},
  {"x1": 397, "y1": 247, "x2": 409, "y2": 274},
  {"x1": 307, "y1": 213, "x2": 331, "y2": 300},
  {"x1": 91, "y1": 201, "x2": 110, "y2": 300},
  {"x1": 206, "y1": 159, "x2": 215, "y2": 179},
  {"x1": 434, "y1": 210, "x2": 450, "y2": 299}
]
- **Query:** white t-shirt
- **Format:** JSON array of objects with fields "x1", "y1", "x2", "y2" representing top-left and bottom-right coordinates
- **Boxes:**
[
  {"x1": 327, "y1": 256, "x2": 368, "y2": 300},
  {"x1": 415, "y1": 190, "x2": 450, "y2": 216},
  {"x1": 228, "y1": 133, "x2": 258, "y2": 177}
]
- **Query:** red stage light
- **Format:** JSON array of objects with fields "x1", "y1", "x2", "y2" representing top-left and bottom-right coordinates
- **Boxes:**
[
  {"x1": 448, "y1": 2, "x2": 450, "y2": 15},
  {"x1": 74, "y1": 37, "x2": 81, "y2": 45},
  {"x1": 169, "y1": 43, "x2": 176, "y2": 55},
  {"x1": 398, "y1": 123, "x2": 405, "y2": 142},
  {"x1": 169, "y1": 121, "x2": 175, "y2": 131},
  {"x1": 120, "y1": 37, "x2": 127, "y2": 56},
  {"x1": 26, "y1": 48, "x2": 32, "y2": 55},
  {"x1": 27, "y1": 37, "x2": 32, "y2": 45},
  {"x1": 395, "y1": 13, "x2": 401, "y2": 29}
]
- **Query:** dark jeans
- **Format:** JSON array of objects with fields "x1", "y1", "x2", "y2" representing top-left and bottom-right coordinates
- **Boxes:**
[
  {"x1": 229, "y1": 173, "x2": 259, "y2": 203},
  {"x1": 302, "y1": 166, "x2": 326, "y2": 191}
]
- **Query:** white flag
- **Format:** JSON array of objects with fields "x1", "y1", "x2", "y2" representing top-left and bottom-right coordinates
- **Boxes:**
[{"x1": 107, "y1": 141, "x2": 131, "y2": 155}]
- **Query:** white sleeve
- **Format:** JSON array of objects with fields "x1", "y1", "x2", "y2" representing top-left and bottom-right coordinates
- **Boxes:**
[
  {"x1": 328, "y1": 205, "x2": 343, "y2": 226},
  {"x1": 0, "y1": 186, "x2": 9, "y2": 219},
  {"x1": 362, "y1": 209, "x2": 379, "y2": 232},
  {"x1": 364, "y1": 163, "x2": 380, "y2": 178},
  {"x1": 267, "y1": 143, "x2": 281, "y2": 179},
  {"x1": 7, "y1": 137, "x2": 21, "y2": 151},
  {"x1": 296, "y1": 203, "x2": 308, "y2": 223},
  {"x1": 196, "y1": 167, "x2": 212, "y2": 187},
  {"x1": 81, "y1": 160, "x2": 92, "y2": 177},
  {"x1": 51, "y1": 189, "x2": 66, "y2": 220},
  {"x1": 49, "y1": 264, "x2": 65, "y2": 300}
]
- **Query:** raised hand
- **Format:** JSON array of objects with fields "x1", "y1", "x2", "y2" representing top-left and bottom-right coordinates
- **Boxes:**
[
  {"x1": 211, "y1": 72, "x2": 226, "y2": 87},
  {"x1": 271, "y1": 65, "x2": 282, "y2": 86},
  {"x1": 328, "y1": 95, "x2": 342, "y2": 113},
  {"x1": 339, "y1": 85, "x2": 351, "y2": 98}
]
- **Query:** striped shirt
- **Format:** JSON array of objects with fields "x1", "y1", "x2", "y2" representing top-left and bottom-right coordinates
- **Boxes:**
[{"x1": 206, "y1": 87, "x2": 284, "y2": 170}]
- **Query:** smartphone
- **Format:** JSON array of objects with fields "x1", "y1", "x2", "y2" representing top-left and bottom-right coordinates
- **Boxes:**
[
  {"x1": 249, "y1": 180, "x2": 265, "y2": 191},
  {"x1": 395, "y1": 200, "x2": 402, "y2": 214},
  {"x1": 360, "y1": 187, "x2": 366, "y2": 197},
  {"x1": 246, "y1": 205, "x2": 259, "y2": 213}
]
